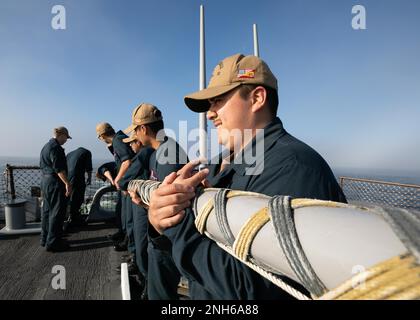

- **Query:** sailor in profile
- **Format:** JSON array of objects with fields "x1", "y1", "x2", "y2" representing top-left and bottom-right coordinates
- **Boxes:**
[
  {"x1": 118, "y1": 133, "x2": 154, "y2": 298},
  {"x1": 146, "y1": 54, "x2": 347, "y2": 299},
  {"x1": 66, "y1": 147, "x2": 93, "y2": 228},
  {"x1": 125, "y1": 103, "x2": 188, "y2": 300},
  {"x1": 39, "y1": 126, "x2": 72, "y2": 252},
  {"x1": 96, "y1": 122, "x2": 134, "y2": 252}
]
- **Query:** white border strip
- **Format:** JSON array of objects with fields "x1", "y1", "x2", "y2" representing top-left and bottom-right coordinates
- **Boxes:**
[{"x1": 121, "y1": 263, "x2": 131, "y2": 300}]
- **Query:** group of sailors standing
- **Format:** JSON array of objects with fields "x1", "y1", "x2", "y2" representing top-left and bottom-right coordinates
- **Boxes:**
[{"x1": 39, "y1": 53, "x2": 347, "y2": 300}]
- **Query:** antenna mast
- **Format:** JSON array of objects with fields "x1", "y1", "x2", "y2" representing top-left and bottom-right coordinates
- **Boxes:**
[
  {"x1": 253, "y1": 24, "x2": 260, "y2": 57},
  {"x1": 199, "y1": 5, "x2": 207, "y2": 167}
]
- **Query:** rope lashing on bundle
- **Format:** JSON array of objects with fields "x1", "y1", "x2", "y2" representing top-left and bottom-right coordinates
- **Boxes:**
[
  {"x1": 215, "y1": 237, "x2": 312, "y2": 300},
  {"x1": 372, "y1": 206, "x2": 420, "y2": 263},
  {"x1": 194, "y1": 189, "x2": 327, "y2": 298},
  {"x1": 128, "y1": 180, "x2": 312, "y2": 299},
  {"x1": 128, "y1": 179, "x2": 161, "y2": 206},
  {"x1": 319, "y1": 254, "x2": 420, "y2": 300},
  {"x1": 269, "y1": 195, "x2": 327, "y2": 297},
  {"x1": 127, "y1": 179, "x2": 420, "y2": 300}
]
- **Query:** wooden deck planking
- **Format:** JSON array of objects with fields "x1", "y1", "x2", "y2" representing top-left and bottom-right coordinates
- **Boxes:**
[{"x1": 0, "y1": 221, "x2": 123, "y2": 300}]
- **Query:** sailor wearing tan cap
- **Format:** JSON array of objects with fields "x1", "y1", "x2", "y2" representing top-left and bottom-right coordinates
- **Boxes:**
[
  {"x1": 39, "y1": 126, "x2": 73, "y2": 252},
  {"x1": 125, "y1": 103, "x2": 188, "y2": 300},
  {"x1": 118, "y1": 133, "x2": 154, "y2": 298},
  {"x1": 147, "y1": 54, "x2": 347, "y2": 299},
  {"x1": 96, "y1": 122, "x2": 135, "y2": 252}
]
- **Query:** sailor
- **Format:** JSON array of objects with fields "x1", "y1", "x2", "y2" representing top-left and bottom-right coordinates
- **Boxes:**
[
  {"x1": 96, "y1": 161, "x2": 124, "y2": 242},
  {"x1": 66, "y1": 147, "x2": 93, "y2": 227},
  {"x1": 119, "y1": 133, "x2": 154, "y2": 298},
  {"x1": 96, "y1": 122, "x2": 134, "y2": 251},
  {"x1": 97, "y1": 161, "x2": 117, "y2": 185},
  {"x1": 125, "y1": 103, "x2": 188, "y2": 300},
  {"x1": 147, "y1": 54, "x2": 347, "y2": 299},
  {"x1": 39, "y1": 126, "x2": 72, "y2": 252}
]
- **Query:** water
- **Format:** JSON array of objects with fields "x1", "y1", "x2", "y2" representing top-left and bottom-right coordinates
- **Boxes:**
[
  {"x1": 1, "y1": 156, "x2": 419, "y2": 212},
  {"x1": 0, "y1": 156, "x2": 112, "y2": 173},
  {"x1": 333, "y1": 167, "x2": 420, "y2": 185},
  {"x1": 2, "y1": 156, "x2": 419, "y2": 185}
]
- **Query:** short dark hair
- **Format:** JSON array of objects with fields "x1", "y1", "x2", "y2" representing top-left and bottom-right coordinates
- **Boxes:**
[
  {"x1": 103, "y1": 127, "x2": 115, "y2": 137},
  {"x1": 145, "y1": 120, "x2": 164, "y2": 135},
  {"x1": 238, "y1": 84, "x2": 278, "y2": 117}
]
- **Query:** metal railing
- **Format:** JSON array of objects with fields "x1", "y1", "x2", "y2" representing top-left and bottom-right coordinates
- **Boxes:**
[
  {"x1": 2, "y1": 165, "x2": 419, "y2": 214},
  {"x1": 0, "y1": 164, "x2": 118, "y2": 216},
  {"x1": 4, "y1": 165, "x2": 42, "y2": 200},
  {"x1": 339, "y1": 176, "x2": 420, "y2": 211}
]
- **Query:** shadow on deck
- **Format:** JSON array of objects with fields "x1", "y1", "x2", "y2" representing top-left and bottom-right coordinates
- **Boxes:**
[{"x1": 0, "y1": 220, "x2": 123, "y2": 300}]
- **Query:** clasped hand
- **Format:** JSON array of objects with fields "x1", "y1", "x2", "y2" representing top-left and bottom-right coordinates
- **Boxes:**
[{"x1": 147, "y1": 160, "x2": 210, "y2": 234}]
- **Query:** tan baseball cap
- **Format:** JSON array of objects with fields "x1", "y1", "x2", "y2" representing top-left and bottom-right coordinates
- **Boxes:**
[
  {"x1": 54, "y1": 126, "x2": 72, "y2": 139},
  {"x1": 124, "y1": 103, "x2": 163, "y2": 134},
  {"x1": 96, "y1": 122, "x2": 114, "y2": 138},
  {"x1": 184, "y1": 53, "x2": 278, "y2": 113},
  {"x1": 122, "y1": 133, "x2": 137, "y2": 144}
]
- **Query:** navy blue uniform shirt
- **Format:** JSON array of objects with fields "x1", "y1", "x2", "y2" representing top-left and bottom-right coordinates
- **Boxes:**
[
  {"x1": 149, "y1": 136, "x2": 188, "y2": 182},
  {"x1": 67, "y1": 147, "x2": 92, "y2": 184},
  {"x1": 97, "y1": 162, "x2": 117, "y2": 179},
  {"x1": 40, "y1": 138, "x2": 67, "y2": 176},
  {"x1": 112, "y1": 130, "x2": 134, "y2": 171},
  {"x1": 148, "y1": 136, "x2": 188, "y2": 249},
  {"x1": 163, "y1": 117, "x2": 347, "y2": 299},
  {"x1": 119, "y1": 146, "x2": 154, "y2": 191}
]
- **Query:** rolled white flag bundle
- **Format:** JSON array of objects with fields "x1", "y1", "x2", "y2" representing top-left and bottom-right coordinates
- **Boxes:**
[{"x1": 128, "y1": 179, "x2": 420, "y2": 300}]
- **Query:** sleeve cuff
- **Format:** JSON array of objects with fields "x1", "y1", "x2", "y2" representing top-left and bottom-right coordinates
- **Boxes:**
[
  {"x1": 148, "y1": 223, "x2": 172, "y2": 251},
  {"x1": 120, "y1": 156, "x2": 132, "y2": 163}
]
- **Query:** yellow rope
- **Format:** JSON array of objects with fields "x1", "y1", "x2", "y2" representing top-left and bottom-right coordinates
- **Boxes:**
[
  {"x1": 217, "y1": 242, "x2": 312, "y2": 300},
  {"x1": 226, "y1": 190, "x2": 270, "y2": 199},
  {"x1": 194, "y1": 189, "x2": 269, "y2": 235},
  {"x1": 317, "y1": 255, "x2": 420, "y2": 300},
  {"x1": 291, "y1": 198, "x2": 350, "y2": 210},
  {"x1": 233, "y1": 207, "x2": 270, "y2": 260},
  {"x1": 317, "y1": 255, "x2": 404, "y2": 300},
  {"x1": 195, "y1": 197, "x2": 215, "y2": 234},
  {"x1": 386, "y1": 283, "x2": 420, "y2": 300},
  {"x1": 358, "y1": 271, "x2": 420, "y2": 300}
]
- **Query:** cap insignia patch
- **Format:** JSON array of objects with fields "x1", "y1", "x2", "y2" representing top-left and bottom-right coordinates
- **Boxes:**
[{"x1": 237, "y1": 69, "x2": 255, "y2": 79}]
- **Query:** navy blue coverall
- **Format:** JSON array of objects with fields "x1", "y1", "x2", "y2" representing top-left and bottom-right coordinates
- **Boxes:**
[
  {"x1": 39, "y1": 138, "x2": 68, "y2": 248},
  {"x1": 97, "y1": 161, "x2": 121, "y2": 228},
  {"x1": 147, "y1": 136, "x2": 188, "y2": 300},
  {"x1": 111, "y1": 131, "x2": 135, "y2": 252},
  {"x1": 66, "y1": 147, "x2": 92, "y2": 221},
  {"x1": 119, "y1": 147, "x2": 154, "y2": 278}
]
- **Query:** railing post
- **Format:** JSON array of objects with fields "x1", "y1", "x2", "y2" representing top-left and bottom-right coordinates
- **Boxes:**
[
  {"x1": 6, "y1": 164, "x2": 16, "y2": 200},
  {"x1": 339, "y1": 177, "x2": 344, "y2": 189}
]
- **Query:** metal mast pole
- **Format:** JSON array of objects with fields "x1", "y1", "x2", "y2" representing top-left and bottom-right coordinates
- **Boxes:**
[
  {"x1": 253, "y1": 23, "x2": 260, "y2": 57},
  {"x1": 199, "y1": 5, "x2": 207, "y2": 167}
]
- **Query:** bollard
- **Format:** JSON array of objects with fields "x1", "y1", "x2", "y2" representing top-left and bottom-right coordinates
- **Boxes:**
[{"x1": 5, "y1": 199, "x2": 27, "y2": 230}]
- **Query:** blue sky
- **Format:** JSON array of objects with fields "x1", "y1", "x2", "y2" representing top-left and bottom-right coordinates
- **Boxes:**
[{"x1": 0, "y1": 0, "x2": 419, "y2": 172}]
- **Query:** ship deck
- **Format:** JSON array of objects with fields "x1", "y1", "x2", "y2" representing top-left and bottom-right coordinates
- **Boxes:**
[{"x1": 0, "y1": 220, "x2": 124, "y2": 300}]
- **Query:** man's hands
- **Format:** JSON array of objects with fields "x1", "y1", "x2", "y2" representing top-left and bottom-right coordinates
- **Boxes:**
[
  {"x1": 103, "y1": 171, "x2": 115, "y2": 186},
  {"x1": 65, "y1": 183, "x2": 72, "y2": 197},
  {"x1": 115, "y1": 159, "x2": 131, "y2": 191},
  {"x1": 148, "y1": 160, "x2": 210, "y2": 234},
  {"x1": 128, "y1": 190, "x2": 143, "y2": 206},
  {"x1": 114, "y1": 177, "x2": 121, "y2": 190},
  {"x1": 57, "y1": 171, "x2": 72, "y2": 197},
  {"x1": 86, "y1": 172, "x2": 92, "y2": 186}
]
